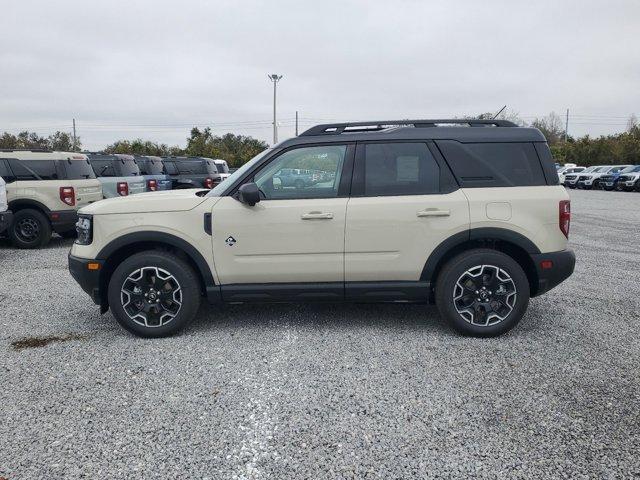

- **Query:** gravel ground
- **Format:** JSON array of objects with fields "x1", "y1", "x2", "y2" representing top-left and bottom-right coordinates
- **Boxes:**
[{"x1": 0, "y1": 189, "x2": 638, "y2": 479}]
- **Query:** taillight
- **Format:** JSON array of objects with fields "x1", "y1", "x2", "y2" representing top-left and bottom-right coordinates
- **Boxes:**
[
  {"x1": 59, "y1": 187, "x2": 75, "y2": 206},
  {"x1": 147, "y1": 179, "x2": 157, "y2": 191},
  {"x1": 559, "y1": 200, "x2": 571, "y2": 238},
  {"x1": 117, "y1": 182, "x2": 129, "y2": 196},
  {"x1": 204, "y1": 177, "x2": 214, "y2": 189}
]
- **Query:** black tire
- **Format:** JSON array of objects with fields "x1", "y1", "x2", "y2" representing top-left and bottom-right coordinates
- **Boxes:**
[
  {"x1": 8, "y1": 208, "x2": 52, "y2": 249},
  {"x1": 107, "y1": 251, "x2": 201, "y2": 338},
  {"x1": 435, "y1": 248, "x2": 530, "y2": 337}
]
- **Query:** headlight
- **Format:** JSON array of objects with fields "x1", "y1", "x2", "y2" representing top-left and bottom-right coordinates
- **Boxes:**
[{"x1": 75, "y1": 214, "x2": 93, "y2": 245}]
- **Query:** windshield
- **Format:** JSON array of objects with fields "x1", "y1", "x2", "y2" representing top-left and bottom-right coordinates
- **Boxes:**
[
  {"x1": 64, "y1": 159, "x2": 96, "y2": 179},
  {"x1": 208, "y1": 148, "x2": 273, "y2": 196},
  {"x1": 609, "y1": 166, "x2": 627, "y2": 173},
  {"x1": 621, "y1": 165, "x2": 640, "y2": 173}
]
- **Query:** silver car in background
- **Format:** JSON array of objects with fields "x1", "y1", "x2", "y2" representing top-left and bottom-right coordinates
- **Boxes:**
[
  {"x1": 87, "y1": 153, "x2": 146, "y2": 198},
  {"x1": 134, "y1": 155, "x2": 172, "y2": 191}
]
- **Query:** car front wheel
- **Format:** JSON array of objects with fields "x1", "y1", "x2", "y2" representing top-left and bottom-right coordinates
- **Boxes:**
[
  {"x1": 435, "y1": 249, "x2": 530, "y2": 337},
  {"x1": 107, "y1": 251, "x2": 201, "y2": 337}
]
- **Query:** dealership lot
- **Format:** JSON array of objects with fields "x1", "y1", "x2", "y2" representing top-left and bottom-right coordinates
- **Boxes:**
[{"x1": 0, "y1": 189, "x2": 638, "y2": 478}]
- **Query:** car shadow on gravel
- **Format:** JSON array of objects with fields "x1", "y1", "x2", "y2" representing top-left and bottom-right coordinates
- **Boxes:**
[{"x1": 0, "y1": 235, "x2": 75, "y2": 250}]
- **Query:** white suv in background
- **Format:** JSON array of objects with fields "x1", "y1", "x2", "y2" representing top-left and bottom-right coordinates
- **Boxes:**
[
  {"x1": 576, "y1": 165, "x2": 631, "y2": 189},
  {"x1": 69, "y1": 119, "x2": 575, "y2": 338},
  {"x1": 558, "y1": 166, "x2": 585, "y2": 185}
]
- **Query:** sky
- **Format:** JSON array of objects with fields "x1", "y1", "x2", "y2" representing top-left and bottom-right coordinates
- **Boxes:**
[{"x1": 1, "y1": 0, "x2": 639, "y2": 151}]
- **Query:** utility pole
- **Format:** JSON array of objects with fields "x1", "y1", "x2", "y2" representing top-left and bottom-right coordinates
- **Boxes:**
[
  {"x1": 267, "y1": 74, "x2": 283, "y2": 144},
  {"x1": 72, "y1": 119, "x2": 77, "y2": 151},
  {"x1": 564, "y1": 109, "x2": 569, "y2": 142},
  {"x1": 295, "y1": 110, "x2": 299, "y2": 136}
]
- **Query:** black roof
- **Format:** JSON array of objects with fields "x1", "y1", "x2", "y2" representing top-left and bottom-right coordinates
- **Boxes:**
[{"x1": 283, "y1": 119, "x2": 546, "y2": 146}]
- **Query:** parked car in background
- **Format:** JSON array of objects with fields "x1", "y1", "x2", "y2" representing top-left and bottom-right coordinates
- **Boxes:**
[
  {"x1": 272, "y1": 168, "x2": 323, "y2": 189},
  {"x1": 589, "y1": 165, "x2": 632, "y2": 190},
  {"x1": 161, "y1": 156, "x2": 221, "y2": 189},
  {"x1": 0, "y1": 150, "x2": 102, "y2": 248},
  {"x1": 575, "y1": 165, "x2": 614, "y2": 189},
  {"x1": 87, "y1": 153, "x2": 146, "y2": 198},
  {"x1": 563, "y1": 166, "x2": 602, "y2": 188},
  {"x1": 558, "y1": 166, "x2": 585, "y2": 185},
  {"x1": 134, "y1": 155, "x2": 172, "y2": 191},
  {"x1": 213, "y1": 159, "x2": 231, "y2": 181},
  {"x1": 614, "y1": 165, "x2": 640, "y2": 191},
  {"x1": 0, "y1": 176, "x2": 13, "y2": 235},
  {"x1": 69, "y1": 118, "x2": 575, "y2": 338}
]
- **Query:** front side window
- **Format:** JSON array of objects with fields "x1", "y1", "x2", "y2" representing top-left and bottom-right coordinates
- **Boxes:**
[
  {"x1": 254, "y1": 145, "x2": 346, "y2": 199},
  {"x1": 0, "y1": 159, "x2": 16, "y2": 182},
  {"x1": 361, "y1": 142, "x2": 440, "y2": 196},
  {"x1": 23, "y1": 160, "x2": 59, "y2": 180}
]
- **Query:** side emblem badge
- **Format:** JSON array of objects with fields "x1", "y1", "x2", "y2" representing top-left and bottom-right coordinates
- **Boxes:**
[{"x1": 225, "y1": 236, "x2": 236, "y2": 247}]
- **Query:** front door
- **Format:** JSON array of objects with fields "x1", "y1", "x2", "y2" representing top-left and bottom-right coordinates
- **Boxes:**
[{"x1": 211, "y1": 144, "x2": 354, "y2": 299}]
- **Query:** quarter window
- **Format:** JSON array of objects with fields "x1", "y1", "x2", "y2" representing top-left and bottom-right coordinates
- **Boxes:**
[
  {"x1": 361, "y1": 142, "x2": 440, "y2": 196},
  {"x1": 254, "y1": 145, "x2": 347, "y2": 199}
]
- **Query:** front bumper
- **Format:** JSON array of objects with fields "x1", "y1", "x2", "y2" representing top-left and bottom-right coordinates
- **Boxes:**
[
  {"x1": 68, "y1": 254, "x2": 103, "y2": 307},
  {"x1": 0, "y1": 210, "x2": 13, "y2": 234},
  {"x1": 50, "y1": 210, "x2": 78, "y2": 233},
  {"x1": 530, "y1": 249, "x2": 576, "y2": 296}
]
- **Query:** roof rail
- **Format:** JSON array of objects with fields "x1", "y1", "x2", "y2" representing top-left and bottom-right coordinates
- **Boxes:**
[
  {"x1": 0, "y1": 148, "x2": 52, "y2": 152},
  {"x1": 299, "y1": 119, "x2": 518, "y2": 136}
]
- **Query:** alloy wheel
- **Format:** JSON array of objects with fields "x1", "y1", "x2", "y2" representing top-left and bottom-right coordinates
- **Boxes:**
[
  {"x1": 120, "y1": 266, "x2": 182, "y2": 327},
  {"x1": 453, "y1": 264, "x2": 517, "y2": 326}
]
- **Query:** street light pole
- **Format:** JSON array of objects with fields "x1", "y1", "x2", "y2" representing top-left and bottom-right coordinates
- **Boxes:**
[{"x1": 267, "y1": 74, "x2": 283, "y2": 144}]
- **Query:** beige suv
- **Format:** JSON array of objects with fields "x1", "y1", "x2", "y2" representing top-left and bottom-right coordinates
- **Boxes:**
[
  {"x1": 69, "y1": 119, "x2": 575, "y2": 338},
  {"x1": 0, "y1": 150, "x2": 102, "y2": 248}
]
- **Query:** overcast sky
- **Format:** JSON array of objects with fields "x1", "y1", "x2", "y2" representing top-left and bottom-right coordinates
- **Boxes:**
[{"x1": 1, "y1": 0, "x2": 639, "y2": 150}]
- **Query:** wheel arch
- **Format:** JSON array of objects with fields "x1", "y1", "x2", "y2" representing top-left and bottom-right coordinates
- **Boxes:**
[
  {"x1": 96, "y1": 232, "x2": 218, "y2": 312},
  {"x1": 421, "y1": 228, "x2": 541, "y2": 297},
  {"x1": 8, "y1": 199, "x2": 51, "y2": 216}
]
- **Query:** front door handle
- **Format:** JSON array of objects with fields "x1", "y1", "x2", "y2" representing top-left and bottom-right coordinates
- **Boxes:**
[
  {"x1": 301, "y1": 211, "x2": 334, "y2": 220},
  {"x1": 417, "y1": 209, "x2": 450, "y2": 217}
]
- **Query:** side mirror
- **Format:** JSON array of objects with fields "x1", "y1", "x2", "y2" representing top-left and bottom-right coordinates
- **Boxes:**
[{"x1": 237, "y1": 182, "x2": 261, "y2": 206}]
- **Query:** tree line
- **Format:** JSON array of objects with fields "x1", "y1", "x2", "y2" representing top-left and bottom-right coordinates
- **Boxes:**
[{"x1": 1, "y1": 114, "x2": 639, "y2": 167}]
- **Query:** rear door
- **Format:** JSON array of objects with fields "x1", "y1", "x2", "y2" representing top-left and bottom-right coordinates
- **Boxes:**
[{"x1": 345, "y1": 141, "x2": 469, "y2": 296}]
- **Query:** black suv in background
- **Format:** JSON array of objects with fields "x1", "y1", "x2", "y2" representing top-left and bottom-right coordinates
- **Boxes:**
[{"x1": 161, "y1": 156, "x2": 221, "y2": 189}]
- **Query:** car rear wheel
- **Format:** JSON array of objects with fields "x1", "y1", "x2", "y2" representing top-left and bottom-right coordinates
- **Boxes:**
[
  {"x1": 435, "y1": 248, "x2": 530, "y2": 337},
  {"x1": 107, "y1": 251, "x2": 201, "y2": 338},
  {"x1": 8, "y1": 208, "x2": 52, "y2": 249}
]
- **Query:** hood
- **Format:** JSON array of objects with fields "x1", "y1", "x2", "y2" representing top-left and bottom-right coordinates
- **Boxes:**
[{"x1": 80, "y1": 189, "x2": 211, "y2": 215}]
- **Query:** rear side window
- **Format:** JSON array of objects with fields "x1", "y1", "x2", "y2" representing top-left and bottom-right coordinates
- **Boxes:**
[
  {"x1": 436, "y1": 141, "x2": 546, "y2": 187},
  {"x1": 7, "y1": 159, "x2": 39, "y2": 181},
  {"x1": 64, "y1": 159, "x2": 96, "y2": 179},
  {"x1": 23, "y1": 160, "x2": 59, "y2": 180},
  {"x1": 360, "y1": 142, "x2": 440, "y2": 196}
]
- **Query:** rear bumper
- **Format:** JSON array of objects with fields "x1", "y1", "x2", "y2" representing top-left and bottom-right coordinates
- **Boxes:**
[
  {"x1": 530, "y1": 249, "x2": 576, "y2": 296},
  {"x1": 49, "y1": 210, "x2": 78, "y2": 233},
  {"x1": 0, "y1": 210, "x2": 13, "y2": 234},
  {"x1": 68, "y1": 253, "x2": 102, "y2": 306}
]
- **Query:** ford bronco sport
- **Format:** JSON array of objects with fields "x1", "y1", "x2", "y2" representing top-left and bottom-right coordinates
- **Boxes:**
[
  {"x1": 134, "y1": 155, "x2": 172, "y2": 191},
  {"x1": 161, "y1": 156, "x2": 222, "y2": 189},
  {"x1": 87, "y1": 153, "x2": 146, "y2": 198},
  {"x1": 1, "y1": 150, "x2": 102, "y2": 248},
  {"x1": 69, "y1": 119, "x2": 575, "y2": 338}
]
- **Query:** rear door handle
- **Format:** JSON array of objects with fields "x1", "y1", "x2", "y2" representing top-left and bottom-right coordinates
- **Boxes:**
[
  {"x1": 417, "y1": 209, "x2": 450, "y2": 217},
  {"x1": 301, "y1": 212, "x2": 334, "y2": 220}
]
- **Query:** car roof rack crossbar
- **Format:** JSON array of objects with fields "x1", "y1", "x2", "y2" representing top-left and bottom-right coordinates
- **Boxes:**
[{"x1": 300, "y1": 119, "x2": 518, "y2": 136}]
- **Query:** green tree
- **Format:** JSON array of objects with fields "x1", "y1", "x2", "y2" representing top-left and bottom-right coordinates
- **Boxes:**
[
  {"x1": 48, "y1": 131, "x2": 77, "y2": 151},
  {"x1": 103, "y1": 139, "x2": 182, "y2": 156},
  {"x1": 531, "y1": 112, "x2": 565, "y2": 145},
  {"x1": 185, "y1": 128, "x2": 269, "y2": 167}
]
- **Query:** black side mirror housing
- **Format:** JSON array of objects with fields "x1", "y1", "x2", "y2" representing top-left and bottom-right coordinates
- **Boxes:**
[{"x1": 237, "y1": 182, "x2": 261, "y2": 206}]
